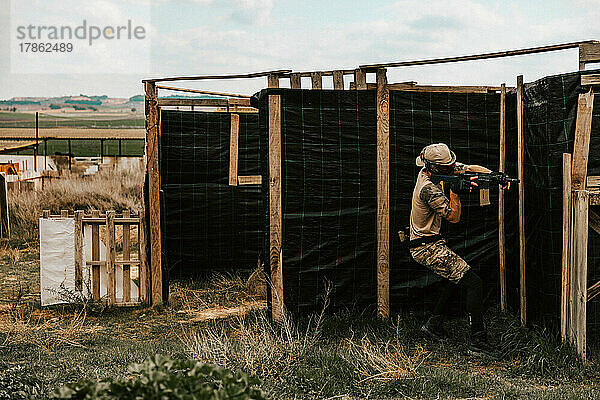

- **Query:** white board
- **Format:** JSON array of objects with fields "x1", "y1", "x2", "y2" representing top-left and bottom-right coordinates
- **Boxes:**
[{"x1": 39, "y1": 217, "x2": 76, "y2": 306}]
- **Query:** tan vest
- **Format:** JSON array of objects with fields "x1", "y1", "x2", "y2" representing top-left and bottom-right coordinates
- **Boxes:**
[{"x1": 409, "y1": 169, "x2": 447, "y2": 239}]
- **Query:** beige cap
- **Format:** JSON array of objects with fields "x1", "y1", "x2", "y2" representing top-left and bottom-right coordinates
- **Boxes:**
[{"x1": 415, "y1": 143, "x2": 456, "y2": 167}]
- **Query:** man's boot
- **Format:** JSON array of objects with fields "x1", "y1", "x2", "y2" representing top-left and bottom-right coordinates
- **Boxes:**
[
  {"x1": 467, "y1": 327, "x2": 498, "y2": 358},
  {"x1": 420, "y1": 314, "x2": 448, "y2": 343}
]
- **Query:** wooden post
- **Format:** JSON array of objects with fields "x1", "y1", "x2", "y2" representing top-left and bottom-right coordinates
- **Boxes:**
[
  {"x1": 0, "y1": 175, "x2": 9, "y2": 238},
  {"x1": 269, "y1": 94, "x2": 284, "y2": 321},
  {"x1": 42, "y1": 210, "x2": 50, "y2": 218},
  {"x1": 516, "y1": 75, "x2": 526, "y2": 325},
  {"x1": 311, "y1": 72, "x2": 322, "y2": 89},
  {"x1": 333, "y1": 70, "x2": 344, "y2": 90},
  {"x1": 229, "y1": 114, "x2": 240, "y2": 186},
  {"x1": 74, "y1": 210, "x2": 83, "y2": 293},
  {"x1": 499, "y1": 83, "x2": 507, "y2": 311},
  {"x1": 579, "y1": 44, "x2": 586, "y2": 71},
  {"x1": 139, "y1": 207, "x2": 149, "y2": 304},
  {"x1": 145, "y1": 80, "x2": 163, "y2": 306},
  {"x1": 268, "y1": 74, "x2": 280, "y2": 88},
  {"x1": 571, "y1": 90, "x2": 595, "y2": 191},
  {"x1": 354, "y1": 68, "x2": 367, "y2": 90},
  {"x1": 561, "y1": 153, "x2": 572, "y2": 341},
  {"x1": 572, "y1": 189, "x2": 589, "y2": 360},
  {"x1": 106, "y1": 210, "x2": 116, "y2": 305},
  {"x1": 290, "y1": 73, "x2": 301, "y2": 89},
  {"x1": 376, "y1": 68, "x2": 390, "y2": 319},
  {"x1": 122, "y1": 210, "x2": 131, "y2": 303},
  {"x1": 91, "y1": 209, "x2": 100, "y2": 301},
  {"x1": 568, "y1": 89, "x2": 594, "y2": 359},
  {"x1": 61, "y1": 210, "x2": 68, "y2": 218}
]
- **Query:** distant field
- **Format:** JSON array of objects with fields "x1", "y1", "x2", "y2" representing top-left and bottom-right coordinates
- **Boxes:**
[
  {"x1": 0, "y1": 127, "x2": 144, "y2": 139},
  {"x1": 0, "y1": 111, "x2": 144, "y2": 129}
]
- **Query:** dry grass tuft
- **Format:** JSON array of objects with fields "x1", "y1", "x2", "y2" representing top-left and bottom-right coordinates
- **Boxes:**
[{"x1": 8, "y1": 165, "x2": 143, "y2": 244}]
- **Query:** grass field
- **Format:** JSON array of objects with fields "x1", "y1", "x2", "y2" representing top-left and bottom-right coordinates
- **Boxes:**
[
  {"x1": 0, "y1": 112, "x2": 144, "y2": 129},
  {"x1": 1, "y1": 169, "x2": 600, "y2": 399}
]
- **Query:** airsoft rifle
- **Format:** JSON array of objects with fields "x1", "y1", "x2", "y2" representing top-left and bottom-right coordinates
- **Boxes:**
[{"x1": 430, "y1": 171, "x2": 519, "y2": 206}]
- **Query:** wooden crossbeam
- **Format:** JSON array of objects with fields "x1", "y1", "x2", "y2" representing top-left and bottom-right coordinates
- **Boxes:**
[
  {"x1": 360, "y1": 40, "x2": 598, "y2": 70},
  {"x1": 581, "y1": 74, "x2": 600, "y2": 86},
  {"x1": 143, "y1": 69, "x2": 292, "y2": 83},
  {"x1": 156, "y1": 85, "x2": 251, "y2": 98}
]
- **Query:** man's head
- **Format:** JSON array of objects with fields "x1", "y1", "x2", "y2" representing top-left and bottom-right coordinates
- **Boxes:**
[{"x1": 416, "y1": 143, "x2": 456, "y2": 174}]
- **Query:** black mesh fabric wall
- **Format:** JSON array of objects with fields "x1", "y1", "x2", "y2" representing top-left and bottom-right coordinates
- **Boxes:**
[
  {"x1": 503, "y1": 69, "x2": 600, "y2": 332},
  {"x1": 389, "y1": 90, "x2": 508, "y2": 315},
  {"x1": 159, "y1": 110, "x2": 265, "y2": 278},
  {"x1": 253, "y1": 89, "x2": 378, "y2": 314}
]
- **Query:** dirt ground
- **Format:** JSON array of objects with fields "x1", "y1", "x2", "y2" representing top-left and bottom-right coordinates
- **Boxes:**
[{"x1": 2, "y1": 248, "x2": 600, "y2": 399}]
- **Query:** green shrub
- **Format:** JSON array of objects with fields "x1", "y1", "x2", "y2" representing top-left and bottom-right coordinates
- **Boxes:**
[{"x1": 51, "y1": 355, "x2": 266, "y2": 400}]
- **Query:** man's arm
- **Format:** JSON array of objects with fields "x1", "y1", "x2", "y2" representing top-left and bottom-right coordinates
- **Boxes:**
[
  {"x1": 447, "y1": 190, "x2": 461, "y2": 223},
  {"x1": 452, "y1": 162, "x2": 491, "y2": 174},
  {"x1": 420, "y1": 184, "x2": 461, "y2": 224}
]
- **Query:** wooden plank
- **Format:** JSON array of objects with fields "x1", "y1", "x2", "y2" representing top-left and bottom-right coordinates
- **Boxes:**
[
  {"x1": 61, "y1": 210, "x2": 68, "y2": 218},
  {"x1": 562, "y1": 153, "x2": 572, "y2": 341},
  {"x1": 158, "y1": 98, "x2": 228, "y2": 107},
  {"x1": 572, "y1": 190, "x2": 589, "y2": 360},
  {"x1": 388, "y1": 84, "x2": 504, "y2": 93},
  {"x1": 42, "y1": 210, "x2": 50, "y2": 218},
  {"x1": 571, "y1": 90, "x2": 595, "y2": 190},
  {"x1": 0, "y1": 175, "x2": 8, "y2": 238},
  {"x1": 106, "y1": 210, "x2": 116, "y2": 306},
  {"x1": 91, "y1": 209, "x2": 100, "y2": 301},
  {"x1": 333, "y1": 70, "x2": 344, "y2": 90},
  {"x1": 145, "y1": 81, "x2": 163, "y2": 306},
  {"x1": 587, "y1": 280, "x2": 600, "y2": 302},
  {"x1": 268, "y1": 74, "x2": 280, "y2": 88},
  {"x1": 354, "y1": 68, "x2": 367, "y2": 90},
  {"x1": 139, "y1": 206, "x2": 148, "y2": 304},
  {"x1": 74, "y1": 210, "x2": 83, "y2": 293},
  {"x1": 579, "y1": 43, "x2": 600, "y2": 63},
  {"x1": 156, "y1": 85, "x2": 251, "y2": 98},
  {"x1": 228, "y1": 98, "x2": 252, "y2": 107},
  {"x1": 229, "y1": 114, "x2": 240, "y2": 186},
  {"x1": 269, "y1": 94, "x2": 284, "y2": 321},
  {"x1": 589, "y1": 209, "x2": 600, "y2": 236},
  {"x1": 122, "y1": 210, "x2": 131, "y2": 303},
  {"x1": 376, "y1": 69, "x2": 390, "y2": 319},
  {"x1": 144, "y1": 69, "x2": 292, "y2": 83},
  {"x1": 581, "y1": 74, "x2": 600, "y2": 86},
  {"x1": 499, "y1": 83, "x2": 507, "y2": 311},
  {"x1": 589, "y1": 189, "x2": 600, "y2": 205},
  {"x1": 360, "y1": 40, "x2": 597, "y2": 70},
  {"x1": 517, "y1": 74, "x2": 526, "y2": 326},
  {"x1": 587, "y1": 175, "x2": 600, "y2": 188},
  {"x1": 311, "y1": 72, "x2": 322, "y2": 89},
  {"x1": 290, "y1": 73, "x2": 301, "y2": 89},
  {"x1": 237, "y1": 175, "x2": 262, "y2": 185}
]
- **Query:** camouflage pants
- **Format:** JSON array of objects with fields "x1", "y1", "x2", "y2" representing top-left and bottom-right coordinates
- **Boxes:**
[{"x1": 410, "y1": 239, "x2": 470, "y2": 283}]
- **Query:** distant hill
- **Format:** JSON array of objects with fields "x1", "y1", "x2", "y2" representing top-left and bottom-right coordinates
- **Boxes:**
[
  {"x1": 0, "y1": 94, "x2": 145, "y2": 113},
  {"x1": 0, "y1": 93, "x2": 223, "y2": 113}
]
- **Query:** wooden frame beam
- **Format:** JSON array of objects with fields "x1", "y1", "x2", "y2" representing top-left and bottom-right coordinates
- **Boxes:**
[
  {"x1": 360, "y1": 40, "x2": 598, "y2": 70},
  {"x1": 156, "y1": 85, "x2": 251, "y2": 98},
  {"x1": 229, "y1": 114, "x2": 240, "y2": 186},
  {"x1": 517, "y1": 74, "x2": 526, "y2": 326},
  {"x1": 354, "y1": 68, "x2": 367, "y2": 90},
  {"x1": 581, "y1": 74, "x2": 600, "y2": 86},
  {"x1": 144, "y1": 69, "x2": 292, "y2": 83},
  {"x1": 311, "y1": 72, "x2": 323, "y2": 89},
  {"x1": 572, "y1": 189, "x2": 589, "y2": 361},
  {"x1": 145, "y1": 81, "x2": 163, "y2": 306},
  {"x1": 579, "y1": 42, "x2": 600, "y2": 71},
  {"x1": 499, "y1": 83, "x2": 507, "y2": 311},
  {"x1": 269, "y1": 94, "x2": 283, "y2": 321},
  {"x1": 562, "y1": 153, "x2": 572, "y2": 340},
  {"x1": 376, "y1": 68, "x2": 390, "y2": 319},
  {"x1": 158, "y1": 98, "x2": 252, "y2": 107},
  {"x1": 571, "y1": 90, "x2": 595, "y2": 190}
]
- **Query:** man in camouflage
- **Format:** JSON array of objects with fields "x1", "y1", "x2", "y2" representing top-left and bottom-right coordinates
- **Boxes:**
[{"x1": 409, "y1": 143, "x2": 495, "y2": 357}]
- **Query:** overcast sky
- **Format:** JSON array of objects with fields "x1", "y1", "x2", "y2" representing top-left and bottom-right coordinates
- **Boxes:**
[{"x1": 0, "y1": 0, "x2": 599, "y2": 99}]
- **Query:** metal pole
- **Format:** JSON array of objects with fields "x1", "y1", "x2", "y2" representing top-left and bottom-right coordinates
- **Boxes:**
[{"x1": 34, "y1": 112, "x2": 38, "y2": 171}]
